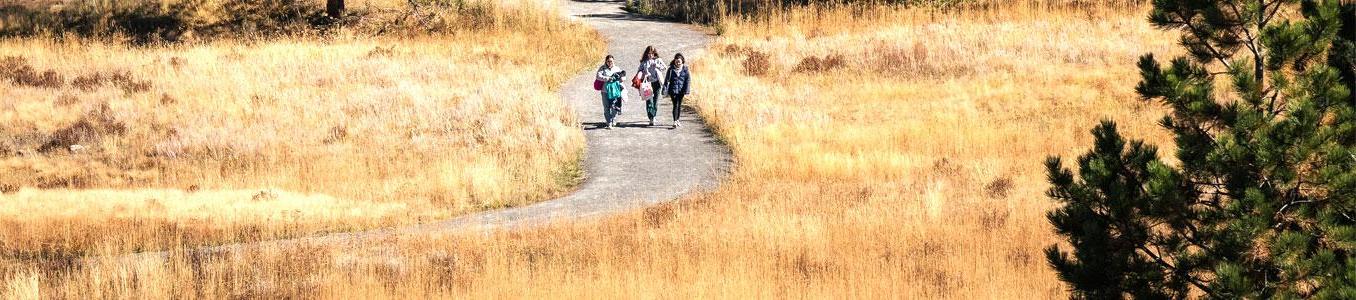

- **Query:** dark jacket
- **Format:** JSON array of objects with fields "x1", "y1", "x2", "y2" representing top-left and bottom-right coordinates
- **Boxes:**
[{"x1": 664, "y1": 66, "x2": 690, "y2": 96}]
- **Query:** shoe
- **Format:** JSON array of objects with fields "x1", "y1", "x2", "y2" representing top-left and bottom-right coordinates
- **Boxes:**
[
  {"x1": 674, "y1": 120, "x2": 681, "y2": 128},
  {"x1": 649, "y1": 119, "x2": 655, "y2": 127}
]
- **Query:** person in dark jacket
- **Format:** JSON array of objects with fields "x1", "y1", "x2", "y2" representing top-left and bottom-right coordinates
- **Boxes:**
[{"x1": 663, "y1": 53, "x2": 691, "y2": 128}]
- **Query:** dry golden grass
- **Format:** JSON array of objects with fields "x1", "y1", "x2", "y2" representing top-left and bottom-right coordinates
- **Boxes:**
[
  {"x1": 5, "y1": 1, "x2": 1187, "y2": 299},
  {"x1": 0, "y1": 0, "x2": 601, "y2": 259}
]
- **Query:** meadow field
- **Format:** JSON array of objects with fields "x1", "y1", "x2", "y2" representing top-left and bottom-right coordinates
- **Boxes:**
[
  {"x1": 0, "y1": 0, "x2": 601, "y2": 261},
  {"x1": 3, "y1": 1, "x2": 1187, "y2": 298}
]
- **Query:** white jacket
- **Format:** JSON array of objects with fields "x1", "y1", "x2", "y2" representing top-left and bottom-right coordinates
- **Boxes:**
[
  {"x1": 597, "y1": 64, "x2": 624, "y2": 83},
  {"x1": 596, "y1": 64, "x2": 626, "y2": 99},
  {"x1": 639, "y1": 58, "x2": 667, "y2": 83}
]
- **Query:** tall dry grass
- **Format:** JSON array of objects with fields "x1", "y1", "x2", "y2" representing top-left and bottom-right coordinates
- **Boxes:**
[
  {"x1": 0, "y1": 0, "x2": 601, "y2": 260},
  {"x1": 0, "y1": 0, "x2": 577, "y2": 43},
  {"x1": 3, "y1": 2, "x2": 1185, "y2": 298},
  {"x1": 5, "y1": 1, "x2": 1182, "y2": 297},
  {"x1": 416, "y1": 3, "x2": 1177, "y2": 297},
  {"x1": 625, "y1": 0, "x2": 1150, "y2": 24}
]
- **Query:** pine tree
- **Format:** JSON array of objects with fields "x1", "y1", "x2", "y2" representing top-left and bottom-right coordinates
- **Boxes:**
[
  {"x1": 1335, "y1": 3, "x2": 1355, "y2": 105},
  {"x1": 1045, "y1": 0, "x2": 1356, "y2": 298}
]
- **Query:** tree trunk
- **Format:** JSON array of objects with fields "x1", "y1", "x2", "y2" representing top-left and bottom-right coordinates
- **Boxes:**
[{"x1": 326, "y1": 0, "x2": 345, "y2": 18}]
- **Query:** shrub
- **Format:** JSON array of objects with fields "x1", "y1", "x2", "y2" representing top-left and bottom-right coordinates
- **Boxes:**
[
  {"x1": 741, "y1": 51, "x2": 771, "y2": 76},
  {"x1": 792, "y1": 54, "x2": 845, "y2": 73},
  {"x1": 0, "y1": 0, "x2": 558, "y2": 43},
  {"x1": 0, "y1": 56, "x2": 63, "y2": 88},
  {"x1": 0, "y1": 0, "x2": 324, "y2": 43},
  {"x1": 38, "y1": 103, "x2": 126, "y2": 153}
]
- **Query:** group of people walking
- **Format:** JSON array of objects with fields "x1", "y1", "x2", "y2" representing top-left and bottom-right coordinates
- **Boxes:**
[{"x1": 594, "y1": 45, "x2": 691, "y2": 130}]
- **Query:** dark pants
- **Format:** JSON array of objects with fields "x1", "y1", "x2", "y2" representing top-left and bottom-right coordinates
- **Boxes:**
[
  {"x1": 670, "y1": 93, "x2": 685, "y2": 121},
  {"x1": 647, "y1": 81, "x2": 662, "y2": 121}
]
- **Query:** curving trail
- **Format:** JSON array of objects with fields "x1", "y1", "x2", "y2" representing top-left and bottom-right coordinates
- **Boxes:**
[
  {"x1": 118, "y1": 0, "x2": 729, "y2": 259},
  {"x1": 399, "y1": 0, "x2": 729, "y2": 232}
]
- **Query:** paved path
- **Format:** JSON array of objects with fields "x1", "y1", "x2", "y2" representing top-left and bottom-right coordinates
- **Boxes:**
[
  {"x1": 117, "y1": 0, "x2": 729, "y2": 259},
  {"x1": 399, "y1": 0, "x2": 729, "y2": 232}
]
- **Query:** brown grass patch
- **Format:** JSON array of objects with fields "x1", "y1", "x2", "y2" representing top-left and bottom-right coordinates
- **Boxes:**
[
  {"x1": 741, "y1": 50, "x2": 772, "y2": 76},
  {"x1": 1, "y1": 56, "x2": 64, "y2": 88},
  {"x1": 792, "y1": 54, "x2": 845, "y2": 73}
]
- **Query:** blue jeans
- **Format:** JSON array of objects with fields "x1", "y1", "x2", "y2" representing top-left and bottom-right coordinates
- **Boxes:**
[{"x1": 602, "y1": 95, "x2": 620, "y2": 125}]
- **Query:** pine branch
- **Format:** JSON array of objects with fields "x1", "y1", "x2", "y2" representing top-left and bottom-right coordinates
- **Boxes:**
[
  {"x1": 1266, "y1": 87, "x2": 1282, "y2": 117},
  {"x1": 1262, "y1": 0, "x2": 1284, "y2": 28},
  {"x1": 1254, "y1": 0, "x2": 1268, "y2": 84},
  {"x1": 1226, "y1": 1, "x2": 1259, "y2": 55},
  {"x1": 1135, "y1": 244, "x2": 1219, "y2": 298},
  {"x1": 1188, "y1": 179, "x2": 1229, "y2": 187},
  {"x1": 1226, "y1": 0, "x2": 1265, "y2": 86},
  {"x1": 1172, "y1": 10, "x2": 1236, "y2": 69},
  {"x1": 1177, "y1": 215, "x2": 1218, "y2": 256},
  {"x1": 1274, "y1": 199, "x2": 1318, "y2": 222}
]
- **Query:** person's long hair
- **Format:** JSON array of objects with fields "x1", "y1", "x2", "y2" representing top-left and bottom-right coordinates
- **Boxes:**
[
  {"x1": 669, "y1": 53, "x2": 686, "y2": 72},
  {"x1": 641, "y1": 46, "x2": 658, "y2": 63}
]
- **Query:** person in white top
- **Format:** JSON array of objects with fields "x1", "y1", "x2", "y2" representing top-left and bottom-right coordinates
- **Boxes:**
[
  {"x1": 596, "y1": 55, "x2": 626, "y2": 129},
  {"x1": 638, "y1": 46, "x2": 668, "y2": 127}
]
